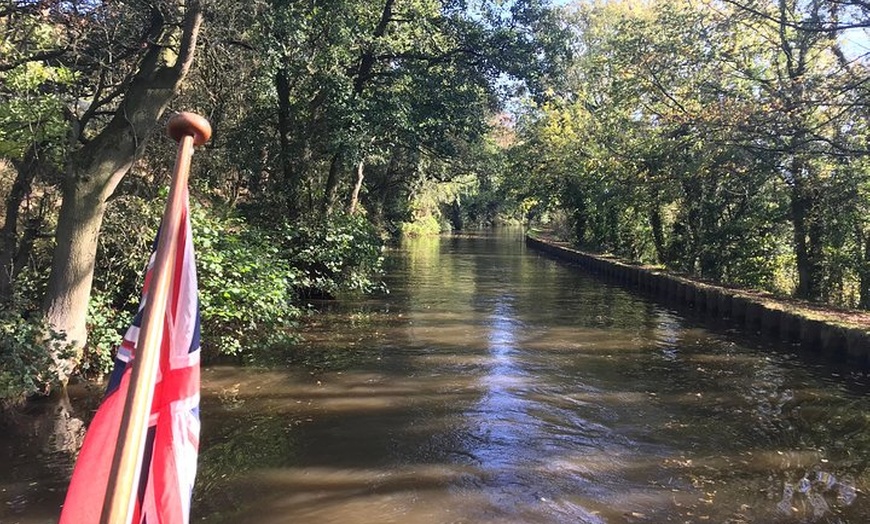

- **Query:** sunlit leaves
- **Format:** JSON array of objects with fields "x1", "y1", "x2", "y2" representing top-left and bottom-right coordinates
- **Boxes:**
[
  {"x1": 503, "y1": 0, "x2": 870, "y2": 306},
  {"x1": 0, "y1": 31, "x2": 74, "y2": 159}
]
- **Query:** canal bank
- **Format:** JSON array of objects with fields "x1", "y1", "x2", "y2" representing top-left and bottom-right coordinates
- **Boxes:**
[{"x1": 526, "y1": 235, "x2": 870, "y2": 366}]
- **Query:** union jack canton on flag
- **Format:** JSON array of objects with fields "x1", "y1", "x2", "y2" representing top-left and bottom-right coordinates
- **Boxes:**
[{"x1": 60, "y1": 187, "x2": 201, "y2": 524}]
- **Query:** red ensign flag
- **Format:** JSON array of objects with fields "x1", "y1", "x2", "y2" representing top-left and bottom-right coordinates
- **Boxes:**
[{"x1": 60, "y1": 188, "x2": 201, "y2": 524}]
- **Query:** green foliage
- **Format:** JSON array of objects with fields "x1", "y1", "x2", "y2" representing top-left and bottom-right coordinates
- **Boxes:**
[
  {"x1": 280, "y1": 212, "x2": 385, "y2": 298},
  {"x1": 79, "y1": 196, "x2": 388, "y2": 369},
  {"x1": 0, "y1": 39, "x2": 73, "y2": 160},
  {"x1": 196, "y1": 0, "x2": 569, "y2": 220},
  {"x1": 503, "y1": 0, "x2": 870, "y2": 308},
  {"x1": 401, "y1": 215, "x2": 442, "y2": 237},
  {"x1": 0, "y1": 257, "x2": 63, "y2": 402},
  {"x1": 0, "y1": 310, "x2": 67, "y2": 404},
  {"x1": 81, "y1": 195, "x2": 163, "y2": 374},
  {"x1": 194, "y1": 209, "x2": 301, "y2": 359},
  {"x1": 82, "y1": 292, "x2": 131, "y2": 377},
  {"x1": 401, "y1": 172, "x2": 469, "y2": 235},
  {"x1": 95, "y1": 195, "x2": 164, "y2": 307}
]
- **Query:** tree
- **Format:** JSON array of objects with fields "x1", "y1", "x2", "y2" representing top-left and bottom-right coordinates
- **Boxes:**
[
  {"x1": 505, "y1": 0, "x2": 870, "y2": 307},
  {"x1": 3, "y1": 0, "x2": 206, "y2": 377},
  {"x1": 0, "y1": 2, "x2": 77, "y2": 304},
  {"x1": 715, "y1": 0, "x2": 866, "y2": 299},
  {"x1": 253, "y1": 0, "x2": 569, "y2": 221}
]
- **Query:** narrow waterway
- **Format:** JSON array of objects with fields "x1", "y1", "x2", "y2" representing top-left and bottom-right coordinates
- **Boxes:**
[{"x1": 2, "y1": 229, "x2": 870, "y2": 523}]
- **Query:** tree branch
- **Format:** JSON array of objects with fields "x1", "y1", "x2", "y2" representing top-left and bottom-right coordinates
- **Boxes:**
[{"x1": 0, "y1": 48, "x2": 69, "y2": 72}]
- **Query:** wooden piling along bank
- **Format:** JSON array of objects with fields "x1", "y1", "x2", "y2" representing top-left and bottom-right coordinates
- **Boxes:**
[{"x1": 526, "y1": 235, "x2": 870, "y2": 366}]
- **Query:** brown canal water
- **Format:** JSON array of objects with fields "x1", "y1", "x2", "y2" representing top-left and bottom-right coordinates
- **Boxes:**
[{"x1": 3, "y1": 229, "x2": 870, "y2": 523}]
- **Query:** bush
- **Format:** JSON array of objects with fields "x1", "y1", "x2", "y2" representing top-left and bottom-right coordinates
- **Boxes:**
[
  {"x1": 281, "y1": 213, "x2": 385, "y2": 298},
  {"x1": 94, "y1": 194, "x2": 163, "y2": 309},
  {"x1": 194, "y1": 210, "x2": 302, "y2": 359},
  {"x1": 401, "y1": 215, "x2": 442, "y2": 238},
  {"x1": 88, "y1": 196, "x2": 304, "y2": 364},
  {"x1": 81, "y1": 291, "x2": 131, "y2": 377},
  {"x1": 75, "y1": 200, "x2": 385, "y2": 370},
  {"x1": 0, "y1": 309, "x2": 67, "y2": 405}
]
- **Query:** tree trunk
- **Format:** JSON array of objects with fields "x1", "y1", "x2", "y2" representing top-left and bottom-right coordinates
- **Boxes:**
[
  {"x1": 42, "y1": 0, "x2": 203, "y2": 377},
  {"x1": 275, "y1": 67, "x2": 300, "y2": 217},
  {"x1": 43, "y1": 172, "x2": 108, "y2": 354},
  {"x1": 353, "y1": 0, "x2": 396, "y2": 94},
  {"x1": 450, "y1": 197, "x2": 463, "y2": 231},
  {"x1": 649, "y1": 205, "x2": 665, "y2": 264},
  {"x1": 322, "y1": 152, "x2": 342, "y2": 215},
  {"x1": 249, "y1": 145, "x2": 268, "y2": 195},
  {"x1": 787, "y1": 145, "x2": 824, "y2": 301},
  {"x1": 790, "y1": 175, "x2": 821, "y2": 300},
  {"x1": 348, "y1": 160, "x2": 365, "y2": 214},
  {"x1": 1, "y1": 150, "x2": 38, "y2": 303},
  {"x1": 2, "y1": 146, "x2": 59, "y2": 304}
]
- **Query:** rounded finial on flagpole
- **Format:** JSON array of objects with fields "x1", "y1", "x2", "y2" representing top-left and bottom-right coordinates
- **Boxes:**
[{"x1": 167, "y1": 112, "x2": 212, "y2": 146}]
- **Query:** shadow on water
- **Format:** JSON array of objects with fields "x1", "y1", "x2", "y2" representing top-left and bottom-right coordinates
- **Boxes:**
[{"x1": 3, "y1": 228, "x2": 870, "y2": 523}]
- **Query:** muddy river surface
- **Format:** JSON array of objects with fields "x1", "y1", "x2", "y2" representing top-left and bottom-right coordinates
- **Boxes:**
[{"x1": 3, "y1": 229, "x2": 870, "y2": 523}]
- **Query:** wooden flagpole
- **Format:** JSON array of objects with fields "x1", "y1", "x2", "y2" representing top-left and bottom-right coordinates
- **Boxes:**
[{"x1": 101, "y1": 113, "x2": 211, "y2": 524}]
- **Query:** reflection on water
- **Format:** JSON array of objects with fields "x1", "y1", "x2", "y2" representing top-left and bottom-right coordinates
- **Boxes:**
[
  {"x1": 0, "y1": 391, "x2": 87, "y2": 523},
  {"x1": 2, "y1": 228, "x2": 870, "y2": 523}
]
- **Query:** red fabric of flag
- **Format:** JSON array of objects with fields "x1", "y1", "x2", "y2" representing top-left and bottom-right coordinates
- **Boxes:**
[{"x1": 60, "y1": 189, "x2": 201, "y2": 524}]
